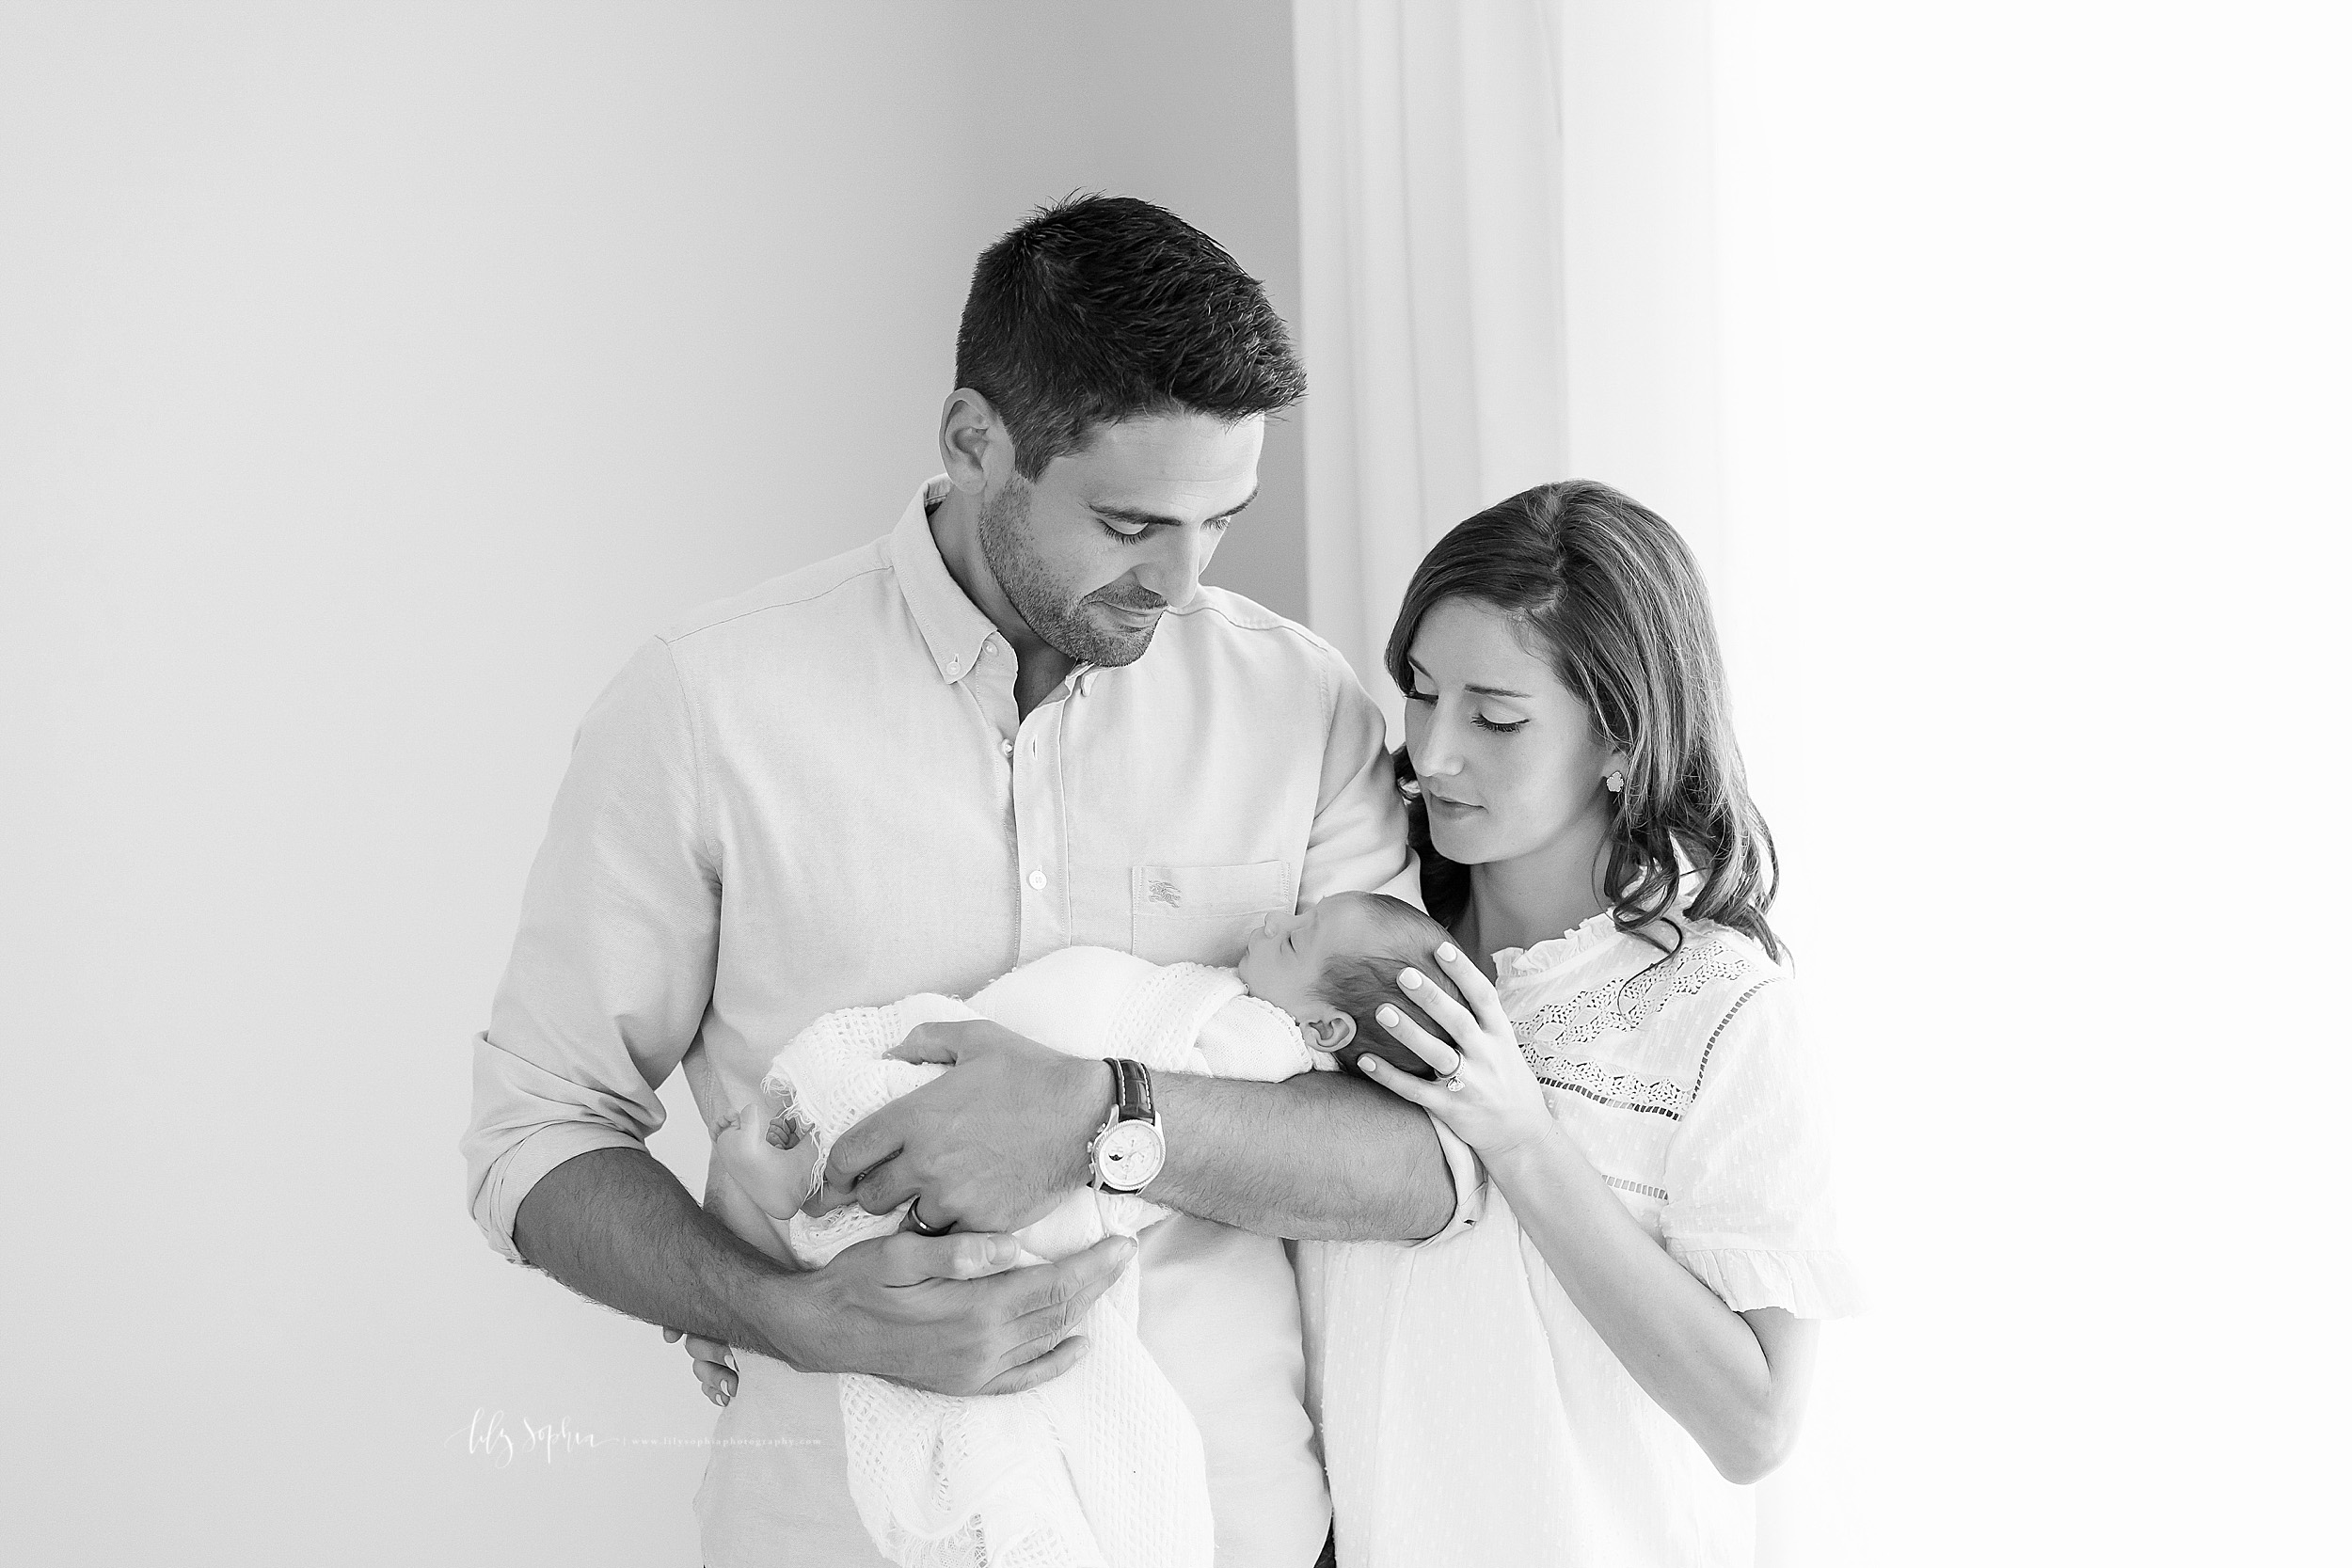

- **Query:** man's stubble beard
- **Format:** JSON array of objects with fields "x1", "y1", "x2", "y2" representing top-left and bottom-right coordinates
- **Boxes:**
[{"x1": 977, "y1": 477, "x2": 1160, "y2": 669}]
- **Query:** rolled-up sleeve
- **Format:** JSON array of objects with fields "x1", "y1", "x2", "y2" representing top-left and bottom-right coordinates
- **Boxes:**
[
  {"x1": 461, "y1": 637, "x2": 721, "y2": 1264},
  {"x1": 1409, "y1": 1117, "x2": 1489, "y2": 1246}
]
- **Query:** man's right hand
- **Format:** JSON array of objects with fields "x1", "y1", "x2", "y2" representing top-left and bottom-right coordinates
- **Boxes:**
[
  {"x1": 515, "y1": 1148, "x2": 1133, "y2": 1406},
  {"x1": 769, "y1": 1228, "x2": 1135, "y2": 1396}
]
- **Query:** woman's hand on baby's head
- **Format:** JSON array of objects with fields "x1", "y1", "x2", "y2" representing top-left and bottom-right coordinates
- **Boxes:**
[{"x1": 1354, "y1": 943, "x2": 1555, "y2": 1159}]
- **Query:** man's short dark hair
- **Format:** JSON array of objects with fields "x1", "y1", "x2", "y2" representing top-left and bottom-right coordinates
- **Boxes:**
[
  {"x1": 1311, "y1": 895, "x2": 1469, "y2": 1080},
  {"x1": 955, "y1": 195, "x2": 1307, "y2": 480}
]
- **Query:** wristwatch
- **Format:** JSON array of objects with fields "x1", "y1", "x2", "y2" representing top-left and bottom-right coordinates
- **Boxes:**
[{"x1": 1087, "y1": 1058, "x2": 1165, "y2": 1194}]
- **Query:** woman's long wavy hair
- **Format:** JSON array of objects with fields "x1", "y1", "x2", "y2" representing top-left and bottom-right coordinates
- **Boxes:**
[{"x1": 1387, "y1": 480, "x2": 1783, "y2": 962}]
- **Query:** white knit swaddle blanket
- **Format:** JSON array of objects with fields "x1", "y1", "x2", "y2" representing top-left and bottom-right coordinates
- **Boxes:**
[{"x1": 767, "y1": 947, "x2": 1314, "y2": 1568}]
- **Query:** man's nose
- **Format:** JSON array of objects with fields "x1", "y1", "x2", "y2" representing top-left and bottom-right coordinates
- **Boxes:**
[{"x1": 1131, "y1": 526, "x2": 1212, "y2": 607}]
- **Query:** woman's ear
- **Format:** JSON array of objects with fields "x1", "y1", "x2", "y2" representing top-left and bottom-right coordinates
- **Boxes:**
[
  {"x1": 1602, "y1": 743, "x2": 1632, "y2": 797},
  {"x1": 1300, "y1": 1010, "x2": 1359, "y2": 1054}
]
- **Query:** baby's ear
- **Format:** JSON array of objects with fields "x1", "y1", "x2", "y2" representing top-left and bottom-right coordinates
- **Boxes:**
[{"x1": 1301, "y1": 1010, "x2": 1358, "y2": 1054}]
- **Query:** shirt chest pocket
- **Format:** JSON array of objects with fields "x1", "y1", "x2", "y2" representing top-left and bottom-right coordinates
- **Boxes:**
[{"x1": 1130, "y1": 860, "x2": 1294, "y2": 966}]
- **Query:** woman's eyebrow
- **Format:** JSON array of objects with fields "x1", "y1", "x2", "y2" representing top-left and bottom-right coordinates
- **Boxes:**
[{"x1": 1408, "y1": 657, "x2": 1531, "y2": 701}]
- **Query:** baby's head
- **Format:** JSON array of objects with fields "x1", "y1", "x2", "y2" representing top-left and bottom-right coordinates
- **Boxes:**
[{"x1": 1236, "y1": 891, "x2": 1468, "y2": 1079}]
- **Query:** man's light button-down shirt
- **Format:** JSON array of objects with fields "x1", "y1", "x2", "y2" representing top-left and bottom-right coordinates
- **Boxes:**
[{"x1": 460, "y1": 477, "x2": 1476, "y2": 1568}]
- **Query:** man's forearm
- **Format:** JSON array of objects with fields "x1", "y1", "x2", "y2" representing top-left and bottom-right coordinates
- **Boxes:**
[
  {"x1": 512, "y1": 1146, "x2": 803, "y2": 1362},
  {"x1": 1146, "y1": 1069, "x2": 1454, "y2": 1241}
]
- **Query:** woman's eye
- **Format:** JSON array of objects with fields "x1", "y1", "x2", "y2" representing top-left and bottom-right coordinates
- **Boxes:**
[{"x1": 1402, "y1": 684, "x2": 1519, "y2": 731}]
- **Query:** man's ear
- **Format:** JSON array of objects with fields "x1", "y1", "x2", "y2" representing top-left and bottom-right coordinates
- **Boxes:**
[
  {"x1": 1301, "y1": 1010, "x2": 1358, "y2": 1054},
  {"x1": 939, "y1": 388, "x2": 1005, "y2": 494}
]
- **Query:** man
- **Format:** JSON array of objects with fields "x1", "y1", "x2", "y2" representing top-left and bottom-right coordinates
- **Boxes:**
[{"x1": 462, "y1": 197, "x2": 1478, "y2": 1568}]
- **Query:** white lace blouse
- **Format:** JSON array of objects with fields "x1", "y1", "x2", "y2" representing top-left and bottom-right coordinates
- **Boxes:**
[{"x1": 1297, "y1": 914, "x2": 1863, "y2": 1568}]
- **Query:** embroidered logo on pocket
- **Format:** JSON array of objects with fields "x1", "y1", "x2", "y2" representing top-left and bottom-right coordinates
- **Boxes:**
[{"x1": 1129, "y1": 860, "x2": 1295, "y2": 966}]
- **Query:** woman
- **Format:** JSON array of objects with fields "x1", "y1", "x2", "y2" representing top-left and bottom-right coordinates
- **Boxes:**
[{"x1": 1302, "y1": 479, "x2": 1860, "y2": 1566}]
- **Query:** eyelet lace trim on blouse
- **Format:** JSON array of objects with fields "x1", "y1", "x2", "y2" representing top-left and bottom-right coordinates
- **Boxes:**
[{"x1": 1513, "y1": 934, "x2": 1767, "y2": 1121}]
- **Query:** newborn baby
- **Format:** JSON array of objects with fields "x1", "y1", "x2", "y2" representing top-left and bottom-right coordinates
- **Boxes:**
[
  {"x1": 713, "y1": 891, "x2": 1460, "y2": 1223},
  {"x1": 707, "y1": 891, "x2": 1463, "y2": 1568}
]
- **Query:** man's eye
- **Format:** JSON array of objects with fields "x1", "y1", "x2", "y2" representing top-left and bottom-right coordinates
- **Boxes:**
[
  {"x1": 1100, "y1": 523, "x2": 1150, "y2": 546},
  {"x1": 1402, "y1": 686, "x2": 1437, "y2": 704}
]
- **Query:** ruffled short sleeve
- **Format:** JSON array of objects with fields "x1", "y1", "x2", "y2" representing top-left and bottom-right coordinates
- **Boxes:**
[{"x1": 1660, "y1": 977, "x2": 1864, "y2": 1319}]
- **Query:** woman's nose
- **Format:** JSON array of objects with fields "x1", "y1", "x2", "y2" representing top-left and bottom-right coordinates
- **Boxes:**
[{"x1": 1409, "y1": 712, "x2": 1468, "y2": 777}]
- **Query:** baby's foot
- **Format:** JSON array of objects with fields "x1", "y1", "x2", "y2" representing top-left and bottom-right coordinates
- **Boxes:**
[{"x1": 711, "y1": 1085, "x2": 820, "y2": 1221}]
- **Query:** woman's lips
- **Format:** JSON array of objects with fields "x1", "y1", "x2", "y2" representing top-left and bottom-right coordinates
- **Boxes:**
[{"x1": 1427, "y1": 792, "x2": 1481, "y2": 812}]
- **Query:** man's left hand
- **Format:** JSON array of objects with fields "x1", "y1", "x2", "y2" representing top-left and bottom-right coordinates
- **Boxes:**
[{"x1": 814, "y1": 1021, "x2": 1111, "y2": 1232}]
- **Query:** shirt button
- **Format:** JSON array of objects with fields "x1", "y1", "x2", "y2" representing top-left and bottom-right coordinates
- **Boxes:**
[
  {"x1": 1026, "y1": 870, "x2": 1047, "y2": 891},
  {"x1": 1000, "y1": 738, "x2": 1013, "y2": 756}
]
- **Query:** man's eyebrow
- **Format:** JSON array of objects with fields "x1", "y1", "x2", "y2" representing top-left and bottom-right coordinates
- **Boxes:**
[
  {"x1": 1089, "y1": 485, "x2": 1261, "y2": 529},
  {"x1": 1405, "y1": 656, "x2": 1532, "y2": 700}
]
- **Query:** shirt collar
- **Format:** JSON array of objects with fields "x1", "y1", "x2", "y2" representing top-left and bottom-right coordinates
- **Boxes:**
[
  {"x1": 888, "y1": 476, "x2": 1109, "y2": 698},
  {"x1": 889, "y1": 476, "x2": 1001, "y2": 684}
]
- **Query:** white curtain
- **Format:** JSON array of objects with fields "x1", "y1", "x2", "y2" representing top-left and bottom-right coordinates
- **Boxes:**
[
  {"x1": 1292, "y1": 0, "x2": 1727, "y2": 736},
  {"x1": 1292, "y1": 0, "x2": 1572, "y2": 733},
  {"x1": 1298, "y1": 6, "x2": 2352, "y2": 1565}
]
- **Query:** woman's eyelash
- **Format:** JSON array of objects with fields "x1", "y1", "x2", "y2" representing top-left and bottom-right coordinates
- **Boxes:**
[{"x1": 1405, "y1": 686, "x2": 1526, "y2": 734}]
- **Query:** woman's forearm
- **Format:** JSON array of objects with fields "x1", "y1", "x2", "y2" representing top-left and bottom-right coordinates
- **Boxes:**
[{"x1": 1485, "y1": 1125, "x2": 1804, "y2": 1482}]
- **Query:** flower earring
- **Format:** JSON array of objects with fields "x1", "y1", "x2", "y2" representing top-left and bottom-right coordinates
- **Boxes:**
[{"x1": 1605, "y1": 770, "x2": 1626, "y2": 794}]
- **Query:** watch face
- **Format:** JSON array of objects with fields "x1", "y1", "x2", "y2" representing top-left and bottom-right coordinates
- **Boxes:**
[{"x1": 1094, "y1": 1119, "x2": 1166, "y2": 1191}]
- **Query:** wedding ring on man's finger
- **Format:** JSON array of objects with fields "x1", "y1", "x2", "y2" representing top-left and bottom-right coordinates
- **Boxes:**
[{"x1": 904, "y1": 1199, "x2": 953, "y2": 1237}]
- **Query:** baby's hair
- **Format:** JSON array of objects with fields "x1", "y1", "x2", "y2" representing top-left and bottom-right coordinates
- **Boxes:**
[{"x1": 1311, "y1": 894, "x2": 1470, "y2": 1080}]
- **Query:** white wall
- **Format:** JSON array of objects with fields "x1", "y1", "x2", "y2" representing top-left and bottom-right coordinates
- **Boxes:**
[{"x1": 0, "y1": 5, "x2": 1302, "y2": 1560}]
